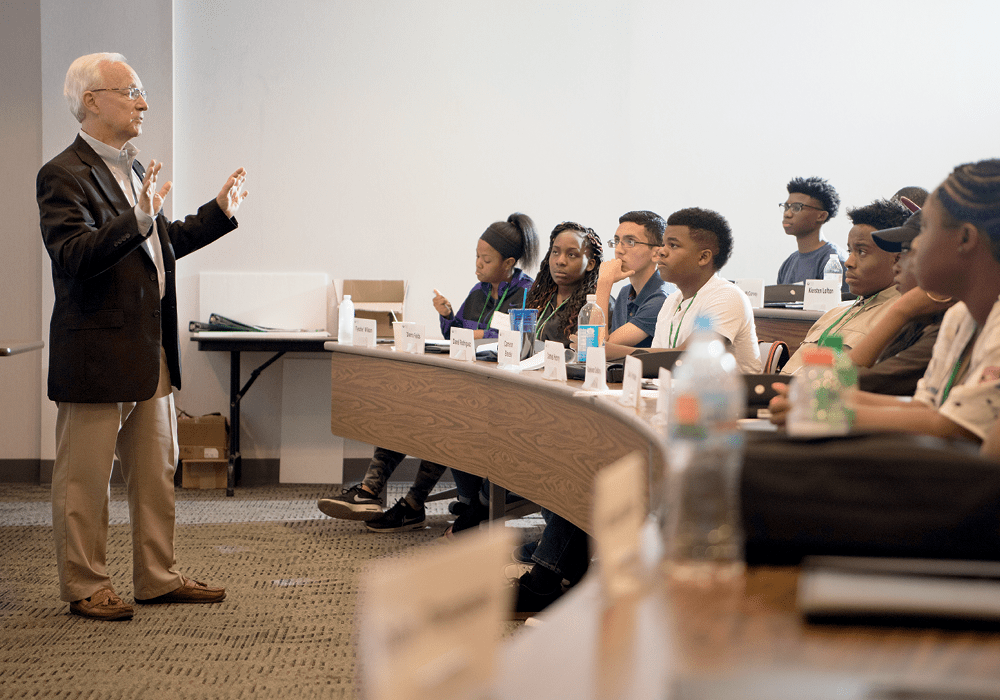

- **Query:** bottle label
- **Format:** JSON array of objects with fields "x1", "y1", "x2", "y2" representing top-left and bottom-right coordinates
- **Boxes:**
[{"x1": 577, "y1": 324, "x2": 600, "y2": 362}]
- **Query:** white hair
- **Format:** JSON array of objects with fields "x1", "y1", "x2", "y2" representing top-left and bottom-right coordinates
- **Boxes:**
[{"x1": 64, "y1": 52, "x2": 128, "y2": 123}]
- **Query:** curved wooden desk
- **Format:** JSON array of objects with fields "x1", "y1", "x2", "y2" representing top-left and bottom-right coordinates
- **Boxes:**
[{"x1": 327, "y1": 344, "x2": 665, "y2": 534}]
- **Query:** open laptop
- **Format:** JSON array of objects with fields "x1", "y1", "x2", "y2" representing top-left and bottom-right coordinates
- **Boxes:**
[{"x1": 763, "y1": 284, "x2": 805, "y2": 307}]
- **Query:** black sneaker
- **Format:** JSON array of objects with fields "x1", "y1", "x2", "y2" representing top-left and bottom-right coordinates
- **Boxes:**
[
  {"x1": 366, "y1": 498, "x2": 426, "y2": 532},
  {"x1": 451, "y1": 499, "x2": 489, "y2": 533},
  {"x1": 510, "y1": 571, "x2": 563, "y2": 621},
  {"x1": 317, "y1": 484, "x2": 383, "y2": 521}
]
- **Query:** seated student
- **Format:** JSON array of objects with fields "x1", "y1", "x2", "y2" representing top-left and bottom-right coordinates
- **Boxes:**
[
  {"x1": 781, "y1": 199, "x2": 912, "y2": 375},
  {"x1": 771, "y1": 158, "x2": 1000, "y2": 446},
  {"x1": 850, "y1": 201, "x2": 955, "y2": 395},
  {"x1": 891, "y1": 185, "x2": 929, "y2": 208},
  {"x1": 316, "y1": 213, "x2": 539, "y2": 531},
  {"x1": 594, "y1": 210, "x2": 674, "y2": 349},
  {"x1": 777, "y1": 176, "x2": 849, "y2": 295},
  {"x1": 618, "y1": 207, "x2": 762, "y2": 373},
  {"x1": 447, "y1": 221, "x2": 604, "y2": 533},
  {"x1": 512, "y1": 207, "x2": 763, "y2": 619}
]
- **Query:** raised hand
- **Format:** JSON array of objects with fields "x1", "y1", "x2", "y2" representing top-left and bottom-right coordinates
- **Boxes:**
[
  {"x1": 432, "y1": 288, "x2": 453, "y2": 317},
  {"x1": 216, "y1": 167, "x2": 248, "y2": 218},
  {"x1": 139, "y1": 160, "x2": 172, "y2": 218}
]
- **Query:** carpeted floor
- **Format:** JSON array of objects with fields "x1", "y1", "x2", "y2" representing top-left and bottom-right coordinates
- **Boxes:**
[{"x1": 0, "y1": 483, "x2": 541, "y2": 699}]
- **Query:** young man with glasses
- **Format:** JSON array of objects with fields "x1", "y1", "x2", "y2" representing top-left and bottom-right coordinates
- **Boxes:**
[
  {"x1": 593, "y1": 210, "x2": 674, "y2": 349},
  {"x1": 777, "y1": 176, "x2": 849, "y2": 294}
]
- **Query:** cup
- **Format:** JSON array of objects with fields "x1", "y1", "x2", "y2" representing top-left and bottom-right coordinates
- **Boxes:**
[{"x1": 509, "y1": 308, "x2": 538, "y2": 360}]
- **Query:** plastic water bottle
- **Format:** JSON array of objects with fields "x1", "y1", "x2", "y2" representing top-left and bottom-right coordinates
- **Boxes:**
[
  {"x1": 823, "y1": 254, "x2": 843, "y2": 287},
  {"x1": 819, "y1": 335, "x2": 858, "y2": 392},
  {"x1": 338, "y1": 294, "x2": 355, "y2": 345},
  {"x1": 663, "y1": 315, "x2": 746, "y2": 583},
  {"x1": 576, "y1": 294, "x2": 605, "y2": 363},
  {"x1": 786, "y1": 346, "x2": 851, "y2": 437}
]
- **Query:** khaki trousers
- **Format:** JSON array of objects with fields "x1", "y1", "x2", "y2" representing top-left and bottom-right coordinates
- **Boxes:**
[{"x1": 51, "y1": 351, "x2": 184, "y2": 602}]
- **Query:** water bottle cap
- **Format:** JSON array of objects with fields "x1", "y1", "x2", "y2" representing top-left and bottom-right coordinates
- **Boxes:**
[
  {"x1": 344, "y1": 295, "x2": 351, "y2": 301},
  {"x1": 803, "y1": 347, "x2": 834, "y2": 365},
  {"x1": 692, "y1": 315, "x2": 713, "y2": 332},
  {"x1": 586, "y1": 294, "x2": 596, "y2": 303}
]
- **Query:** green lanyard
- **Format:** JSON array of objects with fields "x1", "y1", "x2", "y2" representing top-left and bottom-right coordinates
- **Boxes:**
[
  {"x1": 668, "y1": 294, "x2": 697, "y2": 349},
  {"x1": 476, "y1": 283, "x2": 513, "y2": 328},
  {"x1": 817, "y1": 296, "x2": 870, "y2": 346},
  {"x1": 535, "y1": 297, "x2": 564, "y2": 339},
  {"x1": 940, "y1": 324, "x2": 978, "y2": 404}
]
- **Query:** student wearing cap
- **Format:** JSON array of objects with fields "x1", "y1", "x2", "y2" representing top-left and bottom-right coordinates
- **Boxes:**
[
  {"x1": 850, "y1": 199, "x2": 955, "y2": 396},
  {"x1": 777, "y1": 176, "x2": 849, "y2": 295},
  {"x1": 771, "y1": 158, "x2": 1000, "y2": 445},
  {"x1": 781, "y1": 199, "x2": 911, "y2": 375}
]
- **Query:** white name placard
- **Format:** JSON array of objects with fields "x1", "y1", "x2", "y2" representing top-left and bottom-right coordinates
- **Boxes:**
[
  {"x1": 804, "y1": 279, "x2": 841, "y2": 312},
  {"x1": 497, "y1": 329, "x2": 521, "y2": 368},
  {"x1": 581, "y1": 345, "x2": 608, "y2": 392},
  {"x1": 657, "y1": 367, "x2": 672, "y2": 417},
  {"x1": 735, "y1": 278, "x2": 765, "y2": 309},
  {"x1": 449, "y1": 328, "x2": 475, "y2": 362},
  {"x1": 353, "y1": 318, "x2": 377, "y2": 348},
  {"x1": 618, "y1": 354, "x2": 642, "y2": 408},
  {"x1": 593, "y1": 451, "x2": 648, "y2": 601},
  {"x1": 542, "y1": 341, "x2": 568, "y2": 382}
]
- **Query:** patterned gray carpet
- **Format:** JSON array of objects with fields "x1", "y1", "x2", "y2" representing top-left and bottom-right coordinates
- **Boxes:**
[{"x1": 0, "y1": 483, "x2": 540, "y2": 699}]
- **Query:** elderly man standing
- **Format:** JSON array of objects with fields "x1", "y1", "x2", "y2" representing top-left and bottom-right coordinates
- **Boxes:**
[{"x1": 37, "y1": 52, "x2": 248, "y2": 620}]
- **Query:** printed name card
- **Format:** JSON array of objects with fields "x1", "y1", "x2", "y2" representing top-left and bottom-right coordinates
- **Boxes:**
[
  {"x1": 618, "y1": 354, "x2": 642, "y2": 408},
  {"x1": 353, "y1": 318, "x2": 377, "y2": 348},
  {"x1": 581, "y1": 345, "x2": 608, "y2": 392},
  {"x1": 542, "y1": 340, "x2": 568, "y2": 382},
  {"x1": 735, "y1": 278, "x2": 764, "y2": 309},
  {"x1": 497, "y1": 329, "x2": 521, "y2": 368},
  {"x1": 449, "y1": 328, "x2": 475, "y2": 362},
  {"x1": 393, "y1": 322, "x2": 425, "y2": 354},
  {"x1": 804, "y1": 279, "x2": 841, "y2": 312},
  {"x1": 656, "y1": 367, "x2": 672, "y2": 417},
  {"x1": 593, "y1": 450, "x2": 648, "y2": 601},
  {"x1": 359, "y1": 527, "x2": 515, "y2": 700},
  {"x1": 489, "y1": 310, "x2": 511, "y2": 332}
]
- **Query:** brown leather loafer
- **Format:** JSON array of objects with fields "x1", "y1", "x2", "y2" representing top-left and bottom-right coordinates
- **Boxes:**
[
  {"x1": 135, "y1": 576, "x2": 226, "y2": 605},
  {"x1": 70, "y1": 588, "x2": 134, "y2": 621}
]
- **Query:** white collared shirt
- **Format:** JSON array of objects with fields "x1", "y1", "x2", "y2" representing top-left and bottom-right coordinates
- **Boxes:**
[{"x1": 79, "y1": 130, "x2": 165, "y2": 299}]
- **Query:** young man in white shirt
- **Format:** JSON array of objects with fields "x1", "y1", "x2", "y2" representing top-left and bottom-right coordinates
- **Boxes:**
[{"x1": 646, "y1": 207, "x2": 762, "y2": 373}]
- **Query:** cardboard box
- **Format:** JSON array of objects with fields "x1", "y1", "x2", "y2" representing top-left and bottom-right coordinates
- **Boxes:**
[
  {"x1": 343, "y1": 280, "x2": 406, "y2": 339},
  {"x1": 177, "y1": 414, "x2": 229, "y2": 461},
  {"x1": 182, "y1": 459, "x2": 228, "y2": 489}
]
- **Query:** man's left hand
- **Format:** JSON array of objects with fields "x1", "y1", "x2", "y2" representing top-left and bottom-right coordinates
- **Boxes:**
[{"x1": 217, "y1": 168, "x2": 249, "y2": 218}]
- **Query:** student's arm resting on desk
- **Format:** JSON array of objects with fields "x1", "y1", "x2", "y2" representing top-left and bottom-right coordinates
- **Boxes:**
[
  {"x1": 850, "y1": 400, "x2": 980, "y2": 442},
  {"x1": 849, "y1": 288, "x2": 950, "y2": 368}
]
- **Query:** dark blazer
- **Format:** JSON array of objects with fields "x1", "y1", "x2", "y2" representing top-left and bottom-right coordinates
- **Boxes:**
[{"x1": 37, "y1": 135, "x2": 237, "y2": 403}]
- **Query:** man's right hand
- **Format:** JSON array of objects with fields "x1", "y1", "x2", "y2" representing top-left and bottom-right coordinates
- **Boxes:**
[
  {"x1": 767, "y1": 382, "x2": 791, "y2": 426},
  {"x1": 598, "y1": 258, "x2": 633, "y2": 285},
  {"x1": 139, "y1": 160, "x2": 171, "y2": 219}
]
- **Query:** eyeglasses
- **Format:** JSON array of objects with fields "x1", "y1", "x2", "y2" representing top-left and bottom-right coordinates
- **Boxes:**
[
  {"x1": 91, "y1": 87, "x2": 147, "y2": 101},
  {"x1": 607, "y1": 236, "x2": 659, "y2": 249},
  {"x1": 779, "y1": 202, "x2": 824, "y2": 214}
]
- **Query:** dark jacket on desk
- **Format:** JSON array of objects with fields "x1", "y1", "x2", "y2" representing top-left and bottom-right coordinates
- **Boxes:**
[
  {"x1": 37, "y1": 135, "x2": 237, "y2": 403},
  {"x1": 856, "y1": 310, "x2": 946, "y2": 396}
]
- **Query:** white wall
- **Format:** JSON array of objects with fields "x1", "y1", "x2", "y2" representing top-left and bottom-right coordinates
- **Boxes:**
[{"x1": 7, "y1": 0, "x2": 998, "y2": 466}]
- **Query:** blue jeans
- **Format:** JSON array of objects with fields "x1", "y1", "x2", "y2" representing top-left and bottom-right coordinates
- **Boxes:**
[{"x1": 532, "y1": 509, "x2": 590, "y2": 584}]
